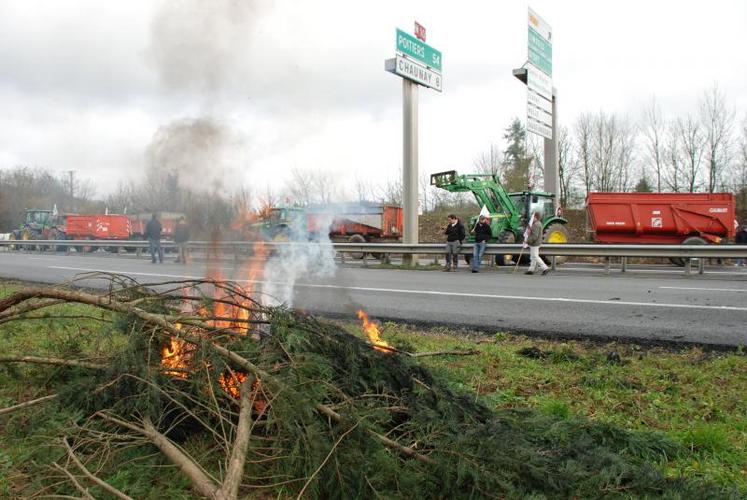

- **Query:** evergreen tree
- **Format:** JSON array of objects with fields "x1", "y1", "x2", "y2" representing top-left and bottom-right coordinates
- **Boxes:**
[
  {"x1": 634, "y1": 176, "x2": 653, "y2": 192},
  {"x1": 502, "y1": 118, "x2": 533, "y2": 191}
]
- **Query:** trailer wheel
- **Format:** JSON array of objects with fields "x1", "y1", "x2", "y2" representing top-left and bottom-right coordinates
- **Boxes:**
[
  {"x1": 542, "y1": 223, "x2": 569, "y2": 265},
  {"x1": 347, "y1": 234, "x2": 366, "y2": 259},
  {"x1": 669, "y1": 236, "x2": 707, "y2": 267},
  {"x1": 495, "y1": 230, "x2": 516, "y2": 266}
]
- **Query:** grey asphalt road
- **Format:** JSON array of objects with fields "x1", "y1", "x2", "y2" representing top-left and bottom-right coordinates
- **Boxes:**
[{"x1": 0, "y1": 251, "x2": 746, "y2": 346}]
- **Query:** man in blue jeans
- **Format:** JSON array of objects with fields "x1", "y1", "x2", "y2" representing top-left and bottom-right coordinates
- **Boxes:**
[{"x1": 471, "y1": 215, "x2": 491, "y2": 273}]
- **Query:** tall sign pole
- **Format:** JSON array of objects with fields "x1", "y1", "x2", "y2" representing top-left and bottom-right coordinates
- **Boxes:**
[
  {"x1": 402, "y1": 79, "x2": 419, "y2": 258},
  {"x1": 386, "y1": 26, "x2": 442, "y2": 263},
  {"x1": 515, "y1": 7, "x2": 558, "y2": 209}
]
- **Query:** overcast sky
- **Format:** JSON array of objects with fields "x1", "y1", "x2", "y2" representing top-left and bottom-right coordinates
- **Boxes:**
[{"x1": 1, "y1": 0, "x2": 745, "y2": 198}]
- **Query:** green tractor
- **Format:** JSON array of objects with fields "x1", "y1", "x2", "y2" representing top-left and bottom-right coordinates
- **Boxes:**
[
  {"x1": 256, "y1": 207, "x2": 306, "y2": 242},
  {"x1": 430, "y1": 170, "x2": 569, "y2": 265},
  {"x1": 11, "y1": 208, "x2": 66, "y2": 251}
]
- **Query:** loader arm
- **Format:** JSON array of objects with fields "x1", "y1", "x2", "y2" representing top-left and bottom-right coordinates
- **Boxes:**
[{"x1": 430, "y1": 170, "x2": 518, "y2": 221}]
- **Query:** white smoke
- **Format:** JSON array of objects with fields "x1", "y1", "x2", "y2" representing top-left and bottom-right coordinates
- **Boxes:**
[{"x1": 259, "y1": 213, "x2": 336, "y2": 307}]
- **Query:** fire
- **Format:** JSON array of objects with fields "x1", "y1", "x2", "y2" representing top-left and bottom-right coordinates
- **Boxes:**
[
  {"x1": 161, "y1": 324, "x2": 193, "y2": 378},
  {"x1": 218, "y1": 371, "x2": 248, "y2": 398},
  {"x1": 218, "y1": 372, "x2": 267, "y2": 413},
  {"x1": 356, "y1": 310, "x2": 391, "y2": 352}
]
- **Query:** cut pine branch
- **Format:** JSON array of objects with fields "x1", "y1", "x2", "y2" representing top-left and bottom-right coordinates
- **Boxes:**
[{"x1": 0, "y1": 356, "x2": 107, "y2": 370}]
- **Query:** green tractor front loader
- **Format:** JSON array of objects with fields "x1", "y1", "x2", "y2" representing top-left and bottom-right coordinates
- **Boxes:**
[{"x1": 430, "y1": 170, "x2": 568, "y2": 265}]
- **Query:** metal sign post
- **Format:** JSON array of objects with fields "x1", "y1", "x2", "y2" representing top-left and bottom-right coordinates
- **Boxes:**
[
  {"x1": 386, "y1": 25, "x2": 442, "y2": 264},
  {"x1": 402, "y1": 79, "x2": 419, "y2": 260}
]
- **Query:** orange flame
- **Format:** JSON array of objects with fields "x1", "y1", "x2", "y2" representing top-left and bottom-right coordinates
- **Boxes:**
[
  {"x1": 218, "y1": 372, "x2": 267, "y2": 414},
  {"x1": 218, "y1": 371, "x2": 248, "y2": 398},
  {"x1": 161, "y1": 324, "x2": 193, "y2": 378},
  {"x1": 356, "y1": 310, "x2": 391, "y2": 352}
]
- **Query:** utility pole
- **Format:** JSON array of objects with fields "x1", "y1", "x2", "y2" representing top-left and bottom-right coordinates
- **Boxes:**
[{"x1": 66, "y1": 170, "x2": 75, "y2": 212}]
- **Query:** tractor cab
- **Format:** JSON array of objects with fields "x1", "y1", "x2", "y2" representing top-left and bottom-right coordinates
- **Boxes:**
[
  {"x1": 24, "y1": 209, "x2": 56, "y2": 229},
  {"x1": 258, "y1": 206, "x2": 306, "y2": 241}
]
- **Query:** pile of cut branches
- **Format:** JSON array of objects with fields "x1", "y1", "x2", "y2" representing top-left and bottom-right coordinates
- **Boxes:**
[{"x1": 0, "y1": 274, "x2": 737, "y2": 498}]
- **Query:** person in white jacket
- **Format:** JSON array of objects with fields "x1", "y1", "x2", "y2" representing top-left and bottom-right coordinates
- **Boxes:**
[{"x1": 524, "y1": 212, "x2": 549, "y2": 275}]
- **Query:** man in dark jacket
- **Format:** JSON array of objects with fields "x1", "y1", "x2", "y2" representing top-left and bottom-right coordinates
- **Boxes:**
[
  {"x1": 471, "y1": 215, "x2": 491, "y2": 273},
  {"x1": 174, "y1": 216, "x2": 190, "y2": 264},
  {"x1": 145, "y1": 213, "x2": 163, "y2": 264},
  {"x1": 736, "y1": 222, "x2": 747, "y2": 267},
  {"x1": 443, "y1": 214, "x2": 465, "y2": 271}
]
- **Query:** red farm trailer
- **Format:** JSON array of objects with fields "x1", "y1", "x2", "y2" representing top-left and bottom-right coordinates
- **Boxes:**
[
  {"x1": 305, "y1": 202, "x2": 403, "y2": 243},
  {"x1": 128, "y1": 212, "x2": 183, "y2": 241},
  {"x1": 586, "y1": 192, "x2": 736, "y2": 265},
  {"x1": 64, "y1": 214, "x2": 131, "y2": 240}
]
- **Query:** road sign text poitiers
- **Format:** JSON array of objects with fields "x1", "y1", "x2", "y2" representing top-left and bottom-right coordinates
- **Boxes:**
[{"x1": 396, "y1": 28, "x2": 441, "y2": 72}]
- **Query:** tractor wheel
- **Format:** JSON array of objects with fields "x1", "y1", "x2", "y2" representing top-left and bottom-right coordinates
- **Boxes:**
[
  {"x1": 347, "y1": 234, "x2": 366, "y2": 259},
  {"x1": 49, "y1": 228, "x2": 67, "y2": 252},
  {"x1": 495, "y1": 230, "x2": 516, "y2": 266},
  {"x1": 542, "y1": 223, "x2": 569, "y2": 265},
  {"x1": 272, "y1": 227, "x2": 291, "y2": 242},
  {"x1": 20, "y1": 229, "x2": 34, "y2": 251},
  {"x1": 670, "y1": 236, "x2": 707, "y2": 267}
]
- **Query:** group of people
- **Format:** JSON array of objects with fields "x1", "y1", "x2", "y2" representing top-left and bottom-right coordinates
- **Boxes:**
[
  {"x1": 443, "y1": 212, "x2": 549, "y2": 275},
  {"x1": 145, "y1": 213, "x2": 190, "y2": 265}
]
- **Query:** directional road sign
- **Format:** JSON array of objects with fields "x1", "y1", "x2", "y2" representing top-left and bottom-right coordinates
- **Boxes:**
[
  {"x1": 526, "y1": 8, "x2": 553, "y2": 139},
  {"x1": 396, "y1": 28, "x2": 442, "y2": 72},
  {"x1": 385, "y1": 55, "x2": 442, "y2": 92}
]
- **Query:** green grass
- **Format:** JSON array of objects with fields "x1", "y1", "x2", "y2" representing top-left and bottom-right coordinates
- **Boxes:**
[
  {"x1": 340, "y1": 321, "x2": 747, "y2": 491},
  {"x1": 1, "y1": 280, "x2": 745, "y2": 496}
]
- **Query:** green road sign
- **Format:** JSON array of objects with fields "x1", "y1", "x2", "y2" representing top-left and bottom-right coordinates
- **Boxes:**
[
  {"x1": 396, "y1": 28, "x2": 442, "y2": 72},
  {"x1": 528, "y1": 26, "x2": 552, "y2": 76}
]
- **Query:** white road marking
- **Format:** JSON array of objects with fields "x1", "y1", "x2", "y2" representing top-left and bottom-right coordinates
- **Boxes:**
[
  {"x1": 48, "y1": 265, "x2": 747, "y2": 312},
  {"x1": 659, "y1": 286, "x2": 747, "y2": 293}
]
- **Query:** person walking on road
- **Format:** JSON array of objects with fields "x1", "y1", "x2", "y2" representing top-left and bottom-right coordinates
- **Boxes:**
[
  {"x1": 443, "y1": 214, "x2": 465, "y2": 272},
  {"x1": 524, "y1": 212, "x2": 549, "y2": 276},
  {"x1": 174, "y1": 216, "x2": 190, "y2": 264},
  {"x1": 145, "y1": 213, "x2": 163, "y2": 264},
  {"x1": 471, "y1": 215, "x2": 491, "y2": 273},
  {"x1": 736, "y1": 222, "x2": 747, "y2": 267}
]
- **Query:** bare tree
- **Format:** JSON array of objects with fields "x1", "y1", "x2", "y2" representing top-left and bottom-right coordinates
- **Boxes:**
[
  {"x1": 677, "y1": 114, "x2": 705, "y2": 192},
  {"x1": 699, "y1": 84, "x2": 736, "y2": 193},
  {"x1": 642, "y1": 96, "x2": 665, "y2": 191},
  {"x1": 662, "y1": 120, "x2": 683, "y2": 192},
  {"x1": 526, "y1": 134, "x2": 544, "y2": 190},
  {"x1": 353, "y1": 175, "x2": 375, "y2": 203},
  {"x1": 574, "y1": 113, "x2": 594, "y2": 195},
  {"x1": 732, "y1": 116, "x2": 747, "y2": 211},
  {"x1": 557, "y1": 126, "x2": 581, "y2": 207},
  {"x1": 285, "y1": 167, "x2": 343, "y2": 206},
  {"x1": 473, "y1": 144, "x2": 502, "y2": 177},
  {"x1": 379, "y1": 168, "x2": 403, "y2": 205}
]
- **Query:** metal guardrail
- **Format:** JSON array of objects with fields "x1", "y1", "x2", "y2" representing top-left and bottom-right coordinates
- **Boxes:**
[{"x1": 0, "y1": 239, "x2": 745, "y2": 274}]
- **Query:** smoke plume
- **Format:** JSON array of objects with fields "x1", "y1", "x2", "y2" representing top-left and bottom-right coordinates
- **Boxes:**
[{"x1": 149, "y1": 0, "x2": 257, "y2": 94}]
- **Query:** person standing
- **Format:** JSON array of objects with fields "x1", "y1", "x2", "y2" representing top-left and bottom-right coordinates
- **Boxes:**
[
  {"x1": 145, "y1": 213, "x2": 163, "y2": 264},
  {"x1": 174, "y1": 216, "x2": 190, "y2": 264},
  {"x1": 524, "y1": 212, "x2": 549, "y2": 275},
  {"x1": 736, "y1": 222, "x2": 747, "y2": 267},
  {"x1": 471, "y1": 215, "x2": 491, "y2": 273},
  {"x1": 443, "y1": 214, "x2": 465, "y2": 272}
]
